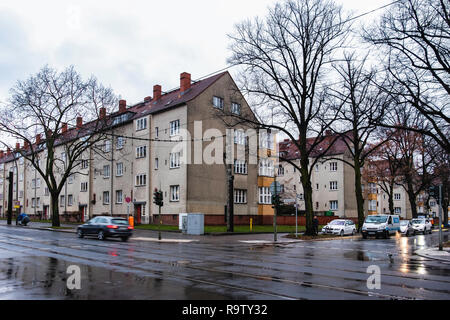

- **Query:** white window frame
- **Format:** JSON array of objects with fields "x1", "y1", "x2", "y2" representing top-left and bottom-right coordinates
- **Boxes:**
[
  {"x1": 369, "y1": 200, "x2": 377, "y2": 211},
  {"x1": 213, "y1": 96, "x2": 224, "y2": 109},
  {"x1": 103, "y1": 165, "x2": 110, "y2": 178},
  {"x1": 234, "y1": 189, "x2": 247, "y2": 204},
  {"x1": 170, "y1": 185, "x2": 180, "y2": 202},
  {"x1": 234, "y1": 129, "x2": 246, "y2": 145},
  {"x1": 135, "y1": 174, "x2": 147, "y2": 187},
  {"x1": 136, "y1": 146, "x2": 147, "y2": 159},
  {"x1": 103, "y1": 191, "x2": 110, "y2": 205},
  {"x1": 81, "y1": 182, "x2": 88, "y2": 192},
  {"x1": 259, "y1": 159, "x2": 274, "y2": 177},
  {"x1": 136, "y1": 117, "x2": 147, "y2": 131},
  {"x1": 170, "y1": 120, "x2": 180, "y2": 136},
  {"x1": 68, "y1": 194, "x2": 73, "y2": 206},
  {"x1": 394, "y1": 207, "x2": 401, "y2": 214},
  {"x1": 259, "y1": 187, "x2": 272, "y2": 204},
  {"x1": 116, "y1": 190, "x2": 123, "y2": 204},
  {"x1": 330, "y1": 200, "x2": 338, "y2": 211},
  {"x1": 170, "y1": 152, "x2": 181, "y2": 168},
  {"x1": 116, "y1": 162, "x2": 123, "y2": 177},
  {"x1": 234, "y1": 160, "x2": 248, "y2": 175},
  {"x1": 394, "y1": 193, "x2": 401, "y2": 200},
  {"x1": 330, "y1": 162, "x2": 338, "y2": 171},
  {"x1": 231, "y1": 102, "x2": 241, "y2": 115},
  {"x1": 330, "y1": 181, "x2": 338, "y2": 191},
  {"x1": 116, "y1": 136, "x2": 125, "y2": 150}
]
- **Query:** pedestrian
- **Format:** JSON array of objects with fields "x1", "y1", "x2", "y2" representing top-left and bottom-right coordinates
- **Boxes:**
[
  {"x1": 16, "y1": 213, "x2": 30, "y2": 226},
  {"x1": 313, "y1": 215, "x2": 319, "y2": 235}
]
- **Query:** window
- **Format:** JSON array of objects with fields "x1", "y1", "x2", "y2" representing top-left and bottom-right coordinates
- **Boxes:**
[
  {"x1": 259, "y1": 130, "x2": 274, "y2": 149},
  {"x1": 103, "y1": 140, "x2": 111, "y2": 153},
  {"x1": 234, "y1": 129, "x2": 246, "y2": 145},
  {"x1": 330, "y1": 162, "x2": 338, "y2": 171},
  {"x1": 68, "y1": 195, "x2": 73, "y2": 206},
  {"x1": 81, "y1": 160, "x2": 89, "y2": 169},
  {"x1": 32, "y1": 178, "x2": 41, "y2": 189},
  {"x1": 103, "y1": 191, "x2": 110, "y2": 204},
  {"x1": 61, "y1": 152, "x2": 67, "y2": 164},
  {"x1": 315, "y1": 164, "x2": 319, "y2": 172},
  {"x1": 231, "y1": 103, "x2": 241, "y2": 115},
  {"x1": 259, "y1": 187, "x2": 272, "y2": 204},
  {"x1": 81, "y1": 182, "x2": 88, "y2": 192},
  {"x1": 213, "y1": 96, "x2": 224, "y2": 109},
  {"x1": 369, "y1": 200, "x2": 377, "y2": 211},
  {"x1": 170, "y1": 185, "x2": 180, "y2": 202},
  {"x1": 155, "y1": 127, "x2": 159, "y2": 138},
  {"x1": 234, "y1": 189, "x2": 247, "y2": 204},
  {"x1": 116, "y1": 136, "x2": 125, "y2": 150},
  {"x1": 259, "y1": 159, "x2": 274, "y2": 177},
  {"x1": 32, "y1": 198, "x2": 40, "y2": 208},
  {"x1": 115, "y1": 163, "x2": 123, "y2": 177},
  {"x1": 234, "y1": 160, "x2": 248, "y2": 175},
  {"x1": 330, "y1": 181, "x2": 338, "y2": 191},
  {"x1": 116, "y1": 190, "x2": 123, "y2": 204},
  {"x1": 44, "y1": 187, "x2": 49, "y2": 196},
  {"x1": 170, "y1": 152, "x2": 181, "y2": 168},
  {"x1": 103, "y1": 165, "x2": 110, "y2": 178},
  {"x1": 136, "y1": 117, "x2": 147, "y2": 131},
  {"x1": 369, "y1": 183, "x2": 377, "y2": 194},
  {"x1": 330, "y1": 200, "x2": 338, "y2": 211},
  {"x1": 136, "y1": 146, "x2": 147, "y2": 159},
  {"x1": 135, "y1": 174, "x2": 147, "y2": 187},
  {"x1": 170, "y1": 120, "x2": 180, "y2": 136},
  {"x1": 19, "y1": 173, "x2": 23, "y2": 182},
  {"x1": 394, "y1": 193, "x2": 401, "y2": 200},
  {"x1": 394, "y1": 207, "x2": 401, "y2": 214},
  {"x1": 60, "y1": 195, "x2": 65, "y2": 207},
  {"x1": 68, "y1": 176, "x2": 74, "y2": 184},
  {"x1": 277, "y1": 165, "x2": 284, "y2": 176},
  {"x1": 429, "y1": 201, "x2": 436, "y2": 207},
  {"x1": 316, "y1": 183, "x2": 319, "y2": 190}
]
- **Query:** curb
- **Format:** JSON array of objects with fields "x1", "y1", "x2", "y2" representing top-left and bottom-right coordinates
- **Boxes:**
[{"x1": 415, "y1": 249, "x2": 450, "y2": 262}]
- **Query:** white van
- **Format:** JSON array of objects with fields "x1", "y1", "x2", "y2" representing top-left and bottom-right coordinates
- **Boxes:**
[{"x1": 361, "y1": 215, "x2": 400, "y2": 239}]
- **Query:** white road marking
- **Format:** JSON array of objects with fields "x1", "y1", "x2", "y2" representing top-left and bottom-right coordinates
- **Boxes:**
[{"x1": 132, "y1": 237, "x2": 198, "y2": 243}]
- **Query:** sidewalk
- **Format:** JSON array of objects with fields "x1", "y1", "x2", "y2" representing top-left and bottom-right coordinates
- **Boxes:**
[{"x1": 415, "y1": 247, "x2": 450, "y2": 262}]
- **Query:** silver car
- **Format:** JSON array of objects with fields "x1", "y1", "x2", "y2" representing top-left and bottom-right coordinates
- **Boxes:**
[{"x1": 399, "y1": 220, "x2": 415, "y2": 236}]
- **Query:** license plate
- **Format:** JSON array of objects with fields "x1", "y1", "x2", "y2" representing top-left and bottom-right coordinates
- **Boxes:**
[{"x1": 369, "y1": 232, "x2": 375, "y2": 235}]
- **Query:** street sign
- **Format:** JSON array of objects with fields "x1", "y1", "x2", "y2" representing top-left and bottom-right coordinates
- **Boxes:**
[
  {"x1": 270, "y1": 181, "x2": 281, "y2": 195},
  {"x1": 125, "y1": 197, "x2": 131, "y2": 203},
  {"x1": 283, "y1": 198, "x2": 296, "y2": 204}
]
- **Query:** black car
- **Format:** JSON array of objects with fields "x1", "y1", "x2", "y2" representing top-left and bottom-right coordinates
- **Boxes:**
[{"x1": 77, "y1": 216, "x2": 133, "y2": 241}]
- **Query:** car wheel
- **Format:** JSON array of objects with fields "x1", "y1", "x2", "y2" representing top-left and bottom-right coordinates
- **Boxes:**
[
  {"x1": 98, "y1": 230, "x2": 106, "y2": 241},
  {"x1": 423, "y1": 230, "x2": 427, "y2": 235},
  {"x1": 385, "y1": 230, "x2": 390, "y2": 239},
  {"x1": 340, "y1": 230, "x2": 344, "y2": 237},
  {"x1": 362, "y1": 234, "x2": 367, "y2": 239},
  {"x1": 413, "y1": 230, "x2": 416, "y2": 236},
  {"x1": 352, "y1": 229, "x2": 356, "y2": 236},
  {"x1": 121, "y1": 236, "x2": 129, "y2": 242},
  {"x1": 77, "y1": 229, "x2": 84, "y2": 238}
]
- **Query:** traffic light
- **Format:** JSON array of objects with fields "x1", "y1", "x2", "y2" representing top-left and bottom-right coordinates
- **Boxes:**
[
  {"x1": 153, "y1": 189, "x2": 163, "y2": 207},
  {"x1": 429, "y1": 186, "x2": 439, "y2": 199},
  {"x1": 272, "y1": 194, "x2": 282, "y2": 208}
]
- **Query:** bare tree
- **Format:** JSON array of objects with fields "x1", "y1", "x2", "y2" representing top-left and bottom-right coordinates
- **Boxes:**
[
  {"x1": 227, "y1": 0, "x2": 351, "y2": 235},
  {"x1": 0, "y1": 65, "x2": 117, "y2": 226},
  {"x1": 364, "y1": 0, "x2": 450, "y2": 153},
  {"x1": 326, "y1": 52, "x2": 391, "y2": 229}
]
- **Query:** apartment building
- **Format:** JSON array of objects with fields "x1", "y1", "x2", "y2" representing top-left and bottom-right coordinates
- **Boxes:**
[
  {"x1": 0, "y1": 71, "x2": 277, "y2": 224},
  {"x1": 277, "y1": 132, "x2": 360, "y2": 218}
]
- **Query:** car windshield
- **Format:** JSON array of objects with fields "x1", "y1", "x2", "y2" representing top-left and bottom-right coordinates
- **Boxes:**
[
  {"x1": 112, "y1": 219, "x2": 128, "y2": 225},
  {"x1": 400, "y1": 221, "x2": 409, "y2": 226},
  {"x1": 329, "y1": 220, "x2": 345, "y2": 225},
  {"x1": 411, "y1": 219, "x2": 424, "y2": 224},
  {"x1": 365, "y1": 216, "x2": 388, "y2": 224}
]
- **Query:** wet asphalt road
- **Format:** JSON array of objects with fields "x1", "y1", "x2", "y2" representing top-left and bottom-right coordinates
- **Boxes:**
[{"x1": 0, "y1": 225, "x2": 449, "y2": 300}]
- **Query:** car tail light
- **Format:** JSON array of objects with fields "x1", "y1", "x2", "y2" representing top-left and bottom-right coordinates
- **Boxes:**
[
  {"x1": 107, "y1": 225, "x2": 118, "y2": 229},
  {"x1": 127, "y1": 226, "x2": 134, "y2": 230}
]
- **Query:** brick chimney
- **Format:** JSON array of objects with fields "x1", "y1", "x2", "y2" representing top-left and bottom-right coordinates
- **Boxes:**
[
  {"x1": 180, "y1": 72, "x2": 191, "y2": 93},
  {"x1": 153, "y1": 85, "x2": 162, "y2": 101},
  {"x1": 99, "y1": 107, "x2": 106, "y2": 119},
  {"x1": 119, "y1": 100, "x2": 127, "y2": 113},
  {"x1": 62, "y1": 123, "x2": 68, "y2": 133},
  {"x1": 76, "y1": 117, "x2": 83, "y2": 129},
  {"x1": 36, "y1": 134, "x2": 41, "y2": 144},
  {"x1": 144, "y1": 96, "x2": 152, "y2": 103}
]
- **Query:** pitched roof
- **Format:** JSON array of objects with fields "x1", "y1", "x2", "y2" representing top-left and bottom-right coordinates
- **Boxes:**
[
  {"x1": 0, "y1": 71, "x2": 228, "y2": 164},
  {"x1": 278, "y1": 132, "x2": 351, "y2": 160}
]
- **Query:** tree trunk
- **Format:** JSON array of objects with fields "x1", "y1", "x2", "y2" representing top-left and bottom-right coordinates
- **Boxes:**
[
  {"x1": 50, "y1": 193, "x2": 60, "y2": 227},
  {"x1": 442, "y1": 183, "x2": 449, "y2": 227},
  {"x1": 389, "y1": 183, "x2": 395, "y2": 215},
  {"x1": 405, "y1": 180, "x2": 418, "y2": 218},
  {"x1": 300, "y1": 166, "x2": 314, "y2": 236},
  {"x1": 354, "y1": 161, "x2": 365, "y2": 231}
]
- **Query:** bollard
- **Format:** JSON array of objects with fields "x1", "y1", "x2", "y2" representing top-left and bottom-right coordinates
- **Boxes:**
[
  {"x1": 128, "y1": 216, "x2": 134, "y2": 228},
  {"x1": 250, "y1": 218, "x2": 253, "y2": 232}
]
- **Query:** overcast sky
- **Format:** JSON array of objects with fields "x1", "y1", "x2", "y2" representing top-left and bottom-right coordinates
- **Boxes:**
[{"x1": 0, "y1": 0, "x2": 393, "y2": 108}]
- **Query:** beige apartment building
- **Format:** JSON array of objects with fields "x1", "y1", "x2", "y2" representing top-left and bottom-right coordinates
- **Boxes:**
[
  {"x1": 0, "y1": 71, "x2": 278, "y2": 224},
  {"x1": 277, "y1": 133, "x2": 361, "y2": 218}
]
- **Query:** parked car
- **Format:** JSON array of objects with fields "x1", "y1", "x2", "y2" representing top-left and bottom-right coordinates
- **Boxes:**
[
  {"x1": 411, "y1": 218, "x2": 432, "y2": 235},
  {"x1": 399, "y1": 220, "x2": 415, "y2": 236},
  {"x1": 321, "y1": 219, "x2": 356, "y2": 236},
  {"x1": 361, "y1": 215, "x2": 400, "y2": 239},
  {"x1": 77, "y1": 216, "x2": 133, "y2": 241}
]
